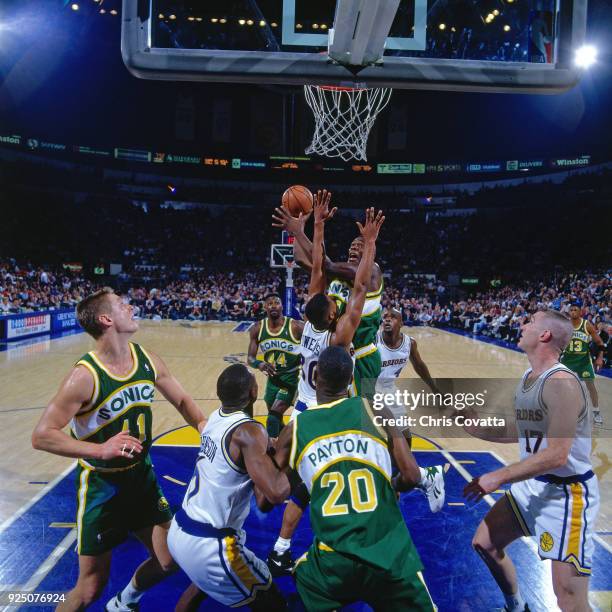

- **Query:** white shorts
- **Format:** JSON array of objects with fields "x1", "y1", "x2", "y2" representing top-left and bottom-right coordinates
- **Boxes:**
[
  {"x1": 507, "y1": 474, "x2": 599, "y2": 575},
  {"x1": 290, "y1": 397, "x2": 315, "y2": 422},
  {"x1": 167, "y1": 519, "x2": 271, "y2": 607}
]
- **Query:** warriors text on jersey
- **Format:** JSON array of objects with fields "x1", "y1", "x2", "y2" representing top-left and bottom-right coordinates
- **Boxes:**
[
  {"x1": 376, "y1": 331, "x2": 411, "y2": 393},
  {"x1": 72, "y1": 342, "x2": 157, "y2": 470},
  {"x1": 258, "y1": 317, "x2": 301, "y2": 385},
  {"x1": 560, "y1": 318, "x2": 595, "y2": 380},
  {"x1": 290, "y1": 395, "x2": 422, "y2": 575},
  {"x1": 515, "y1": 364, "x2": 590, "y2": 477}
]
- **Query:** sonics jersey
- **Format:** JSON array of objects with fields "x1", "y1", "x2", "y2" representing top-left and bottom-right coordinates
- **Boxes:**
[
  {"x1": 71, "y1": 342, "x2": 156, "y2": 470},
  {"x1": 560, "y1": 318, "x2": 595, "y2": 380},
  {"x1": 297, "y1": 322, "x2": 332, "y2": 408},
  {"x1": 290, "y1": 396, "x2": 422, "y2": 575},
  {"x1": 183, "y1": 408, "x2": 260, "y2": 531},
  {"x1": 515, "y1": 364, "x2": 591, "y2": 477},
  {"x1": 327, "y1": 278, "x2": 383, "y2": 353},
  {"x1": 258, "y1": 317, "x2": 301, "y2": 382}
]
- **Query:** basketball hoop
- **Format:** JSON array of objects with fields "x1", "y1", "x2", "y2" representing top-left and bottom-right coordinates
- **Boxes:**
[{"x1": 304, "y1": 85, "x2": 392, "y2": 162}]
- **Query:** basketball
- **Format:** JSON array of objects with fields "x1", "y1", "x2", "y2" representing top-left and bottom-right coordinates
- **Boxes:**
[{"x1": 282, "y1": 185, "x2": 313, "y2": 217}]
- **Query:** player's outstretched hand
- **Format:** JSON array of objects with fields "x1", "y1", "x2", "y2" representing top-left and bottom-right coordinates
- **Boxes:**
[
  {"x1": 272, "y1": 206, "x2": 311, "y2": 234},
  {"x1": 356, "y1": 207, "x2": 385, "y2": 243},
  {"x1": 463, "y1": 473, "x2": 500, "y2": 502},
  {"x1": 258, "y1": 361, "x2": 277, "y2": 377},
  {"x1": 313, "y1": 189, "x2": 337, "y2": 224},
  {"x1": 99, "y1": 431, "x2": 143, "y2": 461}
]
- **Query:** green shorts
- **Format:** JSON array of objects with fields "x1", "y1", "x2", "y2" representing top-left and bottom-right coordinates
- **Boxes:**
[
  {"x1": 75, "y1": 456, "x2": 173, "y2": 556},
  {"x1": 294, "y1": 541, "x2": 435, "y2": 612},
  {"x1": 351, "y1": 349, "x2": 382, "y2": 400},
  {"x1": 560, "y1": 356, "x2": 595, "y2": 380},
  {"x1": 264, "y1": 374, "x2": 298, "y2": 409}
]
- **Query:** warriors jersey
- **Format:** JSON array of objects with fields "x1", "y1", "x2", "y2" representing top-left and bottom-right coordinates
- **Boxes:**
[
  {"x1": 297, "y1": 322, "x2": 332, "y2": 408},
  {"x1": 376, "y1": 331, "x2": 411, "y2": 393},
  {"x1": 71, "y1": 342, "x2": 156, "y2": 470},
  {"x1": 257, "y1": 317, "x2": 301, "y2": 378},
  {"x1": 515, "y1": 364, "x2": 591, "y2": 477},
  {"x1": 182, "y1": 408, "x2": 261, "y2": 531}
]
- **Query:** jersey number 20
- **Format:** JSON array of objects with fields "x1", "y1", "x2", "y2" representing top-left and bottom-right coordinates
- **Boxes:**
[{"x1": 321, "y1": 469, "x2": 378, "y2": 516}]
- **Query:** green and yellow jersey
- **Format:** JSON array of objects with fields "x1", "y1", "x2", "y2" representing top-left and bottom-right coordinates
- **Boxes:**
[
  {"x1": 71, "y1": 342, "x2": 157, "y2": 471},
  {"x1": 290, "y1": 396, "x2": 422, "y2": 575},
  {"x1": 560, "y1": 318, "x2": 595, "y2": 380},
  {"x1": 258, "y1": 316, "x2": 301, "y2": 388},
  {"x1": 327, "y1": 278, "x2": 383, "y2": 358}
]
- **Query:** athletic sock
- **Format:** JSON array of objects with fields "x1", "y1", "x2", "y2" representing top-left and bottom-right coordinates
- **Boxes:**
[
  {"x1": 418, "y1": 467, "x2": 429, "y2": 487},
  {"x1": 120, "y1": 580, "x2": 145, "y2": 605},
  {"x1": 266, "y1": 412, "x2": 282, "y2": 437},
  {"x1": 273, "y1": 537, "x2": 291, "y2": 554},
  {"x1": 503, "y1": 589, "x2": 526, "y2": 612}
]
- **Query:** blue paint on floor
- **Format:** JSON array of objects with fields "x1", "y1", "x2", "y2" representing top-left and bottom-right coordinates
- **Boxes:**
[{"x1": 5, "y1": 447, "x2": 611, "y2": 611}]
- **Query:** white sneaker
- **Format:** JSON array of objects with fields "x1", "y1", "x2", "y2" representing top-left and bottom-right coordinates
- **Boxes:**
[
  {"x1": 420, "y1": 464, "x2": 449, "y2": 513},
  {"x1": 105, "y1": 593, "x2": 139, "y2": 612},
  {"x1": 593, "y1": 411, "x2": 603, "y2": 427}
]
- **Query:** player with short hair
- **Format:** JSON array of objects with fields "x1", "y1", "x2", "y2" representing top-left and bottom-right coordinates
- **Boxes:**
[
  {"x1": 273, "y1": 189, "x2": 384, "y2": 400},
  {"x1": 167, "y1": 363, "x2": 291, "y2": 610},
  {"x1": 247, "y1": 293, "x2": 303, "y2": 437},
  {"x1": 273, "y1": 345, "x2": 437, "y2": 611},
  {"x1": 376, "y1": 306, "x2": 448, "y2": 513},
  {"x1": 31, "y1": 288, "x2": 207, "y2": 612},
  {"x1": 560, "y1": 302, "x2": 606, "y2": 425},
  {"x1": 463, "y1": 309, "x2": 599, "y2": 612}
]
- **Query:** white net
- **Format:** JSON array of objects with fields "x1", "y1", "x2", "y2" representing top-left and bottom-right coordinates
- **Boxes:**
[{"x1": 304, "y1": 85, "x2": 392, "y2": 162}]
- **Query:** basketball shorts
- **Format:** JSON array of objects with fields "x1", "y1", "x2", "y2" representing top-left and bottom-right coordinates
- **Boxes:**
[
  {"x1": 560, "y1": 356, "x2": 595, "y2": 381},
  {"x1": 167, "y1": 512, "x2": 271, "y2": 608},
  {"x1": 351, "y1": 348, "x2": 381, "y2": 400},
  {"x1": 506, "y1": 472, "x2": 599, "y2": 575},
  {"x1": 264, "y1": 375, "x2": 298, "y2": 409},
  {"x1": 75, "y1": 457, "x2": 173, "y2": 556},
  {"x1": 294, "y1": 540, "x2": 436, "y2": 612}
]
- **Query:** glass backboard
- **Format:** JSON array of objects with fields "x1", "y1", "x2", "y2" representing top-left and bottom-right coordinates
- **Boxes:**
[{"x1": 122, "y1": 0, "x2": 587, "y2": 93}]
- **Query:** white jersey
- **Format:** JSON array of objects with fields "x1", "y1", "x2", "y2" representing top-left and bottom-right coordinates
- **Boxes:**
[
  {"x1": 297, "y1": 322, "x2": 332, "y2": 408},
  {"x1": 515, "y1": 363, "x2": 591, "y2": 477},
  {"x1": 375, "y1": 331, "x2": 411, "y2": 394},
  {"x1": 182, "y1": 408, "x2": 260, "y2": 530}
]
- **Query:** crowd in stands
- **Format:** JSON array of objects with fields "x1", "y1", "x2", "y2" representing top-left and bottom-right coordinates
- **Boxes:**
[{"x1": 1, "y1": 257, "x2": 609, "y2": 367}]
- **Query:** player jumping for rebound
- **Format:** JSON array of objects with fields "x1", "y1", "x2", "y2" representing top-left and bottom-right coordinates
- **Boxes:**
[
  {"x1": 560, "y1": 301, "x2": 606, "y2": 426},
  {"x1": 247, "y1": 294, "x2": 303, "y2": 437},
  {"x1": 463, "y1": 310, "x2": 599, "y2": 612},
  {"x1": 376, "y1": 306, "x2": 449, "y2": 513},
  {"x1": 273, "y1": 189, "x2": 383, "y2": 400}
]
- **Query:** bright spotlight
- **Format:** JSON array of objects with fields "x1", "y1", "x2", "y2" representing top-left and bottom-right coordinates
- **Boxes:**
[
  {"x1": 575, "y1": 45, "x2": 597, "y2": 68},
  {"x1": 71, "y1": 3, "x2": 79, "y2": 10}
]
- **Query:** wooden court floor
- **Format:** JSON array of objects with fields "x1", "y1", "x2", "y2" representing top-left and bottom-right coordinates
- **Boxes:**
[{"x1": 1, "y1": 320, "x2": 610, "y2": 557}]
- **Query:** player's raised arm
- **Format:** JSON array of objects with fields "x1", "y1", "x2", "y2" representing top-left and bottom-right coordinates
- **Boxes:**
[
  {"x1": 272, "y1": 206, "x2": 313, "y2": 271},
  {"x1": 147, "y1": 350, "x2": 207, "y2": 432},
  {"x1": 247, "y1": 321, "x2": 276, "y2": 376},
  {"x1": 332, "y1": 208, "x2": 384, "y2": 348},
  {"x1": 32, "y1": 366, "x2": 143, "y2": 460},
  {"x1": 309, "y1": 190, "x2": 337, "y2": 297},
  {"x1": 233, "y1": 422, "x2": 291, "y2": 507}
]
